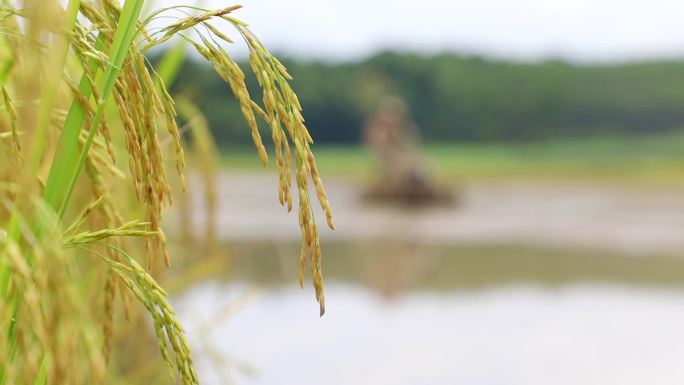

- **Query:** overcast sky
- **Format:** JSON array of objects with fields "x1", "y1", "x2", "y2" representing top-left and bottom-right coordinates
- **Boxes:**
[{"x1": 158, "y1": 0, "x2": 684, "y2": 62}]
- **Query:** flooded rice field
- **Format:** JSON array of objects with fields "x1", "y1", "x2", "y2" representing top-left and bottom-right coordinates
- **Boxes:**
[
  {"x1": 171, "y1": 172, "x2": 684, "y2": 385},
  {"x1": 178, "y1": 171, "x2": 684, "y2": 256}
]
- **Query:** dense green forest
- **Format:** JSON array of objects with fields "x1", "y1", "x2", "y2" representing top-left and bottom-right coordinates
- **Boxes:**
[{"x1": 167, "y1": 51, "x2": 684, "y2": 145}]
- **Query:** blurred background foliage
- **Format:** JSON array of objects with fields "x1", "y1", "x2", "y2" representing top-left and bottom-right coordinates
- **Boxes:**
[{"x1": 161, "y1": 51, "x2": 684, "y2": 145}]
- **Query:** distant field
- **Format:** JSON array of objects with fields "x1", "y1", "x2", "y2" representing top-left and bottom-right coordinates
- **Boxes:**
[{"x1": 218, "y1": 132, "x2": 684, "y2": 185}]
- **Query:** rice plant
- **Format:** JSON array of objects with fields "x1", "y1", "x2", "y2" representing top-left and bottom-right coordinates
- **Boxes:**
[{"x1": 0, "y1": 1, "x2": 333, "y2": 383}]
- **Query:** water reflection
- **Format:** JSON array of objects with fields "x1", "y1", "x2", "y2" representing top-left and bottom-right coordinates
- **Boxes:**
[{"x1": 172, "y1": 242, "x2": 684, "y2": 385}]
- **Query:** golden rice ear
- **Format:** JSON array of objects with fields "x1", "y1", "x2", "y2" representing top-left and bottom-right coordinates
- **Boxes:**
[
  {"x1": 158, "y1": 9, "x2": 334, "y2": 311},
  {"x1": 1, "y1": 1, "x2": 332, "y2": 383}
]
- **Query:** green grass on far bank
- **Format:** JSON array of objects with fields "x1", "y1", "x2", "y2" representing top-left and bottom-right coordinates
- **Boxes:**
[{"x1": 219, "y1": 131, "x2": 684, "y2": 186}]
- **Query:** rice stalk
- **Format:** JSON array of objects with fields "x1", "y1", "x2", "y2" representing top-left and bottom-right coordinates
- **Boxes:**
[{"x1": 0, "y1": 1, "x2": 333, "y2": 383}]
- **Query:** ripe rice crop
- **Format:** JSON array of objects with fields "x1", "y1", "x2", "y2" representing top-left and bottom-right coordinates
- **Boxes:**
[{"x1": 0, "y1": 1, "x2": 332, "y2": 383}]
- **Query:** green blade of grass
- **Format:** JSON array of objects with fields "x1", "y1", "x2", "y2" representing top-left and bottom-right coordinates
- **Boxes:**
[
  {"x1": 42, "y1": 34, "x2": 104, "y2": 211},
  {"x1": 57, "y1": 0, "x2": 146, "y2": 220},
  {"x1": 43, "y1": 0, "x2": 146, "y2": 220}
]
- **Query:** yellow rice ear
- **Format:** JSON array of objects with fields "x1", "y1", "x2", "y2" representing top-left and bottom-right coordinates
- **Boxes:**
[{"x1": 0, "y1": 1, "x2": 332, "y2": 383}]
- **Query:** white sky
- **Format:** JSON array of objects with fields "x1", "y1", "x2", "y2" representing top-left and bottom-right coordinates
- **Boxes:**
[{"x1": 157, "y1": 0, "x2": 684, "y2": 62}]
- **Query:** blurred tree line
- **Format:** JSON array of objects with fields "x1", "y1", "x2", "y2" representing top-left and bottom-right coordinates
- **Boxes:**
[{"x1": 165, "y1": 51, "x2": 684, "y2": 145}]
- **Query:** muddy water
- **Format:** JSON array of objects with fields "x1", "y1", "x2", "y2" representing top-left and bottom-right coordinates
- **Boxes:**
[
  {"x1": 173, "y1": 242, "x2": 684, "y2": 385},
  {"x1": 179, "y1": 171, "x2": 684, "y2": 256},
  {"x1": 171, "y1": 173, "x2": 684, "y2": 385}
]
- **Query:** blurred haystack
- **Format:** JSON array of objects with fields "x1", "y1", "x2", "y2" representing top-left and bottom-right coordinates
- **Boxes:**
[{"x1": 362, "y1": 96, "x2": 454, "y2": 206}]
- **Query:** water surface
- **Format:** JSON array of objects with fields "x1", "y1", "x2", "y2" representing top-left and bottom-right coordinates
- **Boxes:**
[{"x1": 173, "y1": 242, "x2": 684, "y2": 385}]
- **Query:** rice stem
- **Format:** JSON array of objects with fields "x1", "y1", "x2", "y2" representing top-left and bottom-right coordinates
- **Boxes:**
[{"x1": 55, "y1": 0, "x2": 146, "y2": 219}]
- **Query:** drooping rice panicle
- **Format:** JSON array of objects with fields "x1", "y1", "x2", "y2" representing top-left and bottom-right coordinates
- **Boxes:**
[{"x1": 0, "y1": 1, "x2": 333, "y2": 383}]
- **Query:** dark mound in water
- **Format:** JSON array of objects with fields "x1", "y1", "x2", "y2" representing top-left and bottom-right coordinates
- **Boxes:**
[{"x1": 363, "y1": 173, "x2": 456, "y2": 207}]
